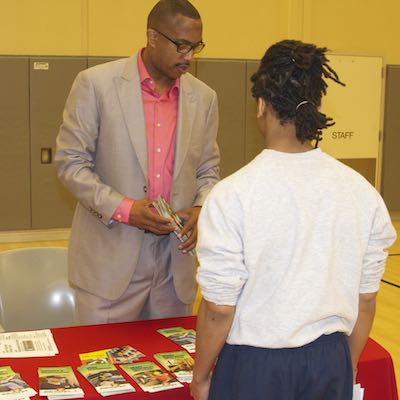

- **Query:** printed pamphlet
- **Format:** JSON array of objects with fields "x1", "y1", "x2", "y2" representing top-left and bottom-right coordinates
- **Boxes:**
[
  {"x1": 79, "y1": 345, "x2": 145, "y2": 365},
  {"x1": 157, "y1": 327, "x2": 196, "y2": 353},
  {"x1": 152, "y1": 196, "x2": 196, "y2": 256},
  {"x1": 154, "y1": 351, "x2": 194, "y2": 383},
  {"x1": 106, "y1": 346, "x2": 145, "y2": 364},
  {"x1": 78, "y1": 363, "x2": 135, "y2": 397},
  {"x1": 79, "y1": 349, "x2": 110, "y2": 365},
  {"x1": 0, "y1": 366, "x2": 36, "y2": 399},
  {"x1": 38, "y1": 366, "x2": 83, "y2": 399},
  {"x1": 121, "y1": 362, "x2": 183, "y2": 393}
]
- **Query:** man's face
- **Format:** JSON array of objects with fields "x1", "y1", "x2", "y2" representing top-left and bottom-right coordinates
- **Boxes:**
[{"x1": 150, "y1": 14, "x2": 203, "y2": 80}]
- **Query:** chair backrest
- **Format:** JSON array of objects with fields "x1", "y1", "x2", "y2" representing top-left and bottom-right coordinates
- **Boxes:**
[{"x1": 0, "y1": 247, "x2": 76, "y2": 332}]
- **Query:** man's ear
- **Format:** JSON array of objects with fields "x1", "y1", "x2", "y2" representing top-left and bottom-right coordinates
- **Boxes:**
[
  {"x1": 256, "y1": 98, "x2": 266, "y2": 119},
  {"x1": 147, "y1": 29, "x2": 158, "y2": 48}
]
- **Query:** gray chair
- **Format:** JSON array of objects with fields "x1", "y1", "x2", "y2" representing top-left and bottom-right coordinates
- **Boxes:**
[{"x1": 0, "y1": 247, "x2": 76, "y2": 332}]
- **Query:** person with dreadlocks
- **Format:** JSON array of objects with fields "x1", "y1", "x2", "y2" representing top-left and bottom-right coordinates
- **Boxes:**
[{"x1": 190, "y1": 40, "x2": 396, "y2": 400}]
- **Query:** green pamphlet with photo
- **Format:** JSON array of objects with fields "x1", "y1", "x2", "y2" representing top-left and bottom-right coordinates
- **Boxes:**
[{"x1": 121, "y1": 362, "x2": 183, "y2": 393}]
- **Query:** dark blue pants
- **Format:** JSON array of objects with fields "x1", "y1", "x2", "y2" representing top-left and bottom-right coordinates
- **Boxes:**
[{"x1": 209, "y1": 332, "x2": 353, "y2": 400}]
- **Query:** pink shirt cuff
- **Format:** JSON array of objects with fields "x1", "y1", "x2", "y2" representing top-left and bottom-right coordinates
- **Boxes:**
[{"x1": 112, "y1": 198, "x2": 135, "y2": 224}]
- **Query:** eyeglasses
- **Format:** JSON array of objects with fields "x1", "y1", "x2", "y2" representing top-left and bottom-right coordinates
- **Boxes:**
[{"x1": 153, "y1": 28, "x2": 205, "y2": 54}]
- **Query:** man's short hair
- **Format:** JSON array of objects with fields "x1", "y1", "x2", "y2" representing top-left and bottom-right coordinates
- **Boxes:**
[{"x1": 147, "y1": 0, "x2": 201, "y2": 28}]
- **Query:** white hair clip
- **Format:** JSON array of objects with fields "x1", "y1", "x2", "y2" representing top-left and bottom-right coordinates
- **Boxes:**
[{"x1": 295, "y1": 100, "x2": 309, "y2": 111}]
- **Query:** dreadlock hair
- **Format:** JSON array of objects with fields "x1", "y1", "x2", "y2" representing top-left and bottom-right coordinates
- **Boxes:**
[
  {"x1": 251, "y1": 40, "x2": 345, "y2": 146},
  {"x1": 147, "y1": 0, "x2": 201, "y2": 29}
]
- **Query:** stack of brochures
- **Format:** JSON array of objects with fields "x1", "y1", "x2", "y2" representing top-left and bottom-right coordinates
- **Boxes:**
[
  {"x1": 79, "y1": 349, "x2": 110, "y2": 366},
  {"x1": 77, "y1": 364, "x2": 135, "y2": 397},
  {"x1": 0, "y1": 366, "x2": 36, "y2": 399},
  {"x1": 0, "y1": 330, "x2": 58, "y2": 358},
  {"x1": 121, "y1": 362, "x2": 183, "y2": 393},
  {"x1": 38, "y1": 367, "x2": 84, "y2": 400},
  {"x1": 79, "y1": 345, "x2": 145, "y2": 365},
  {"x1": 157, "y1": 327, "x2": 196, "y2": 353},
  {"x1": 107, "y1": 346, "x2": 145, "y2": 364},
  {"x1": 152, "y1": 196, "x2": 196, "y2": 257},
  {"x1": 154, "y1": 351, "x2": 194, "y2": 383}
]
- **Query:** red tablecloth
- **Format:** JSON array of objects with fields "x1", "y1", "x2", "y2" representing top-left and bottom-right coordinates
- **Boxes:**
[
  {"x1": 358, "y1": 337, "x2": 398, "y2": 400},
  {"x1": 0, "y1": 316, "x2": 398, "y2": 399}
]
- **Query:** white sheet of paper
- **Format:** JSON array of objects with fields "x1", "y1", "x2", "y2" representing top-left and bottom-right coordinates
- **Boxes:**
[
  {"x1": 353, "y1": 383, "x2": 364, "y2": 400},
  {"x1": 0, "y1": 329, "x2": 58, "y2": 358}
]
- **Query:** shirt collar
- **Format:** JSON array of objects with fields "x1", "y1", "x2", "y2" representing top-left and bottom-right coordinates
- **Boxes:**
[{"x1": 138, "y1": 49, "x2": 180, "y2": 98}]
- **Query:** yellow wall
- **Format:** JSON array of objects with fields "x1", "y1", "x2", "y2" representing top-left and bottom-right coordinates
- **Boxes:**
[
  {"x1": 1, "y1": 0, "x2": 400, "y2": 62},
  {"x1": 304, "y1": 0, "x2": 400, "y2": 63},
  {"x1": 0, "y1": 0, "x2": 85, "y2": 55}
]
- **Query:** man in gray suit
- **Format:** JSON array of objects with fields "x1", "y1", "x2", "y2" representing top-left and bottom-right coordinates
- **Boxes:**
[{"x1": 55, "y1": 0, "x2": 220, "y2": 325}]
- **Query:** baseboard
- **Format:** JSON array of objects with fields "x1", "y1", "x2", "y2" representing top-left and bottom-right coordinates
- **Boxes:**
[{"x1": 0, "y1": 228, "x2": 71, "y2": 243}]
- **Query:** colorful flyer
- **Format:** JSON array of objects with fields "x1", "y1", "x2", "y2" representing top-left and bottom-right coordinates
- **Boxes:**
[
  {"x1": 38, "y1": 366, "x2": 83, "y2": 398},
  {"x1": 79, "y1": 349, "x2": 110, "y2": 365},
  {"x1": 78, "y1": 363, "x2": 135, "y2": 396},
  {"x1": 121, "y1": 362, "x2": 183, "y2": 392},
  {"x1": 157, "y1": 327, "x2": 196, "y2": 353},
  {"x1": 0, "y1": 366, "x2": 36, "y2": 399},
  {"x1": 106, "y1": 345, "x2": 145, "y2": 364},
  {"x1": 154, "y1": 351, "x2": 194, "y2": 383}
]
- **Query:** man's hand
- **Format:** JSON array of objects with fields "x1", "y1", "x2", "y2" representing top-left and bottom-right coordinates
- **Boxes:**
[
  {"x1": 176, "y1": 206, "x2": 201, "y2": 253},
  {"x1": 129, "y1": 199, "x2": 175, "y2": 235},
  {"x1": 190, "y1": 376, "x2": 211, "y2": 400}
]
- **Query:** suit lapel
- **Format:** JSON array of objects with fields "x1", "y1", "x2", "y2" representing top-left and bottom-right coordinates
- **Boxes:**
[
  {"x1": 114, "y1": 54, "x2": 148, "y2": 180},
  {"x1": 173, "y1": 75, "x2": 197, "y2": 181}
]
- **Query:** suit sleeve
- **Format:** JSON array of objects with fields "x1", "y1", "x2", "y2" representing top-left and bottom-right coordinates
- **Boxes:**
[
  {"x1": 54, "y1": 70, "x2": 124, "y2": 227},
  {"x1": 193, "y1": 90, "x2": 220, "y2": 207}
]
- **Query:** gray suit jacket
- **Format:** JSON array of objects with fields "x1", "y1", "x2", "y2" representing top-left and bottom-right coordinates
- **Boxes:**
[{"x1": 55, "y1": 53, "x2": 220, "y2": 303}]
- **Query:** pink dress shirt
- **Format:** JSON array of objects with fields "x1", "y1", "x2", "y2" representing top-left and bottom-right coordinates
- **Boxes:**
[{"x1": 112, "y1": 51, "x2": 179, "y2": 224}]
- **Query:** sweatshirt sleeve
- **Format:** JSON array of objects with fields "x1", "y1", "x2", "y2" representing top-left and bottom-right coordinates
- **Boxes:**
[
  {"x1": 196, "y1": 181, "x2": 248, "y2": 305},
  {"x1": 360, "y1": 193, "x2": 397, "y2": 293}
]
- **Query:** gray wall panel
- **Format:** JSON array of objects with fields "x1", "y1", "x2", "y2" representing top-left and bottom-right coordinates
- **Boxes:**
[
  {"x1": 88, "y1": 57, "x2": 121, "y2": 68},
  {"x1": 245, "y1": 61, "x2": 264, "y2": 163},
  {"x1": 197, "y1": 59, "x2": 246, "y2": 178},
  {"x1": 0, "y1": 57, "x2": 31, "y2": 230},
  {"x1": 188, "y1": 59, "x2": 196, "y2": 76},
  {"x1": 0, "y1": 55, "x2": 398, "y2": 231},
  {"x1": 88, "y1": 57, "x2": 196, "y2": 75},
  {"x1": 382, "y1": 65, "x2": 400, "y2": 211},
  {"x1": 30, "y1": 57, "x2": 87, "y2": 229}
]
